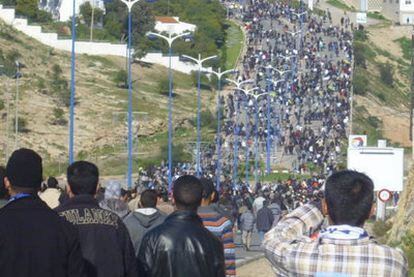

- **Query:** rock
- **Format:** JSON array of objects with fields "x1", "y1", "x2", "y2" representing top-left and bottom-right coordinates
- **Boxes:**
[{"x1": 388, "y1": 166, "x2": 414, "y2": 243}]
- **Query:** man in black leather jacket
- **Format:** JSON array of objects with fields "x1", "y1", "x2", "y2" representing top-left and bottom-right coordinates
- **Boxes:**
[{"x1": 137, "y1": 175, "x2": 225, "y2": 277}]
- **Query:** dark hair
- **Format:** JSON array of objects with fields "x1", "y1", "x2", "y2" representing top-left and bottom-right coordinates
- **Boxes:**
[
  {"x1": 140, "y1": 189, "x2": 158, "y2": 208},
  {"x1": 0, "y1": 166, "x2": 8, "y2": 199},
  {"x1": 325, "y1": 170, "x2": 374, "y2": 226},
  {"x1": 47, "y1": 176, "x2": 59, "y2": 189},
  {"x1": 67, "y1": 161, "x2": 99, "y2": 195},
  {"x1": 173, "y1": 175, "x2": 203, "y2": 211},
  {"x1": 200, "y1": 177, "x2": 215, "y2": 199}
]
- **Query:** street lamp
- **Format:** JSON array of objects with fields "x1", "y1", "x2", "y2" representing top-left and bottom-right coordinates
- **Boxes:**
[
  {"x1": 69, "y1": 0, "x2": 76, "y2": 164},
  {"x1": 14, "y1": 61, "x2": 21, "y2": 150},
  {"x1": 231, "y1": 86, "x2": 259, "y2": 186},
  {"x1": 120, "y1": 0, "x2": 146, "y2": 188},
  {"x1": 237, "y1": 89, "x2": 269, "y2": 185},
  {"x1": 204, "y1": 68, "x2": 237, "y2": 190},
  {"x1": 147, "y1": 31, "x2": 192, "y2": 191},
  {"x1": 181, "y1": 54, "x2": 217, "y2": 177}
]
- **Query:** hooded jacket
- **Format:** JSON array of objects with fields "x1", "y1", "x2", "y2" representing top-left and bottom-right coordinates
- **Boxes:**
[{"x1": 123, "y1": 208, "x2": 166, "y2": 256}]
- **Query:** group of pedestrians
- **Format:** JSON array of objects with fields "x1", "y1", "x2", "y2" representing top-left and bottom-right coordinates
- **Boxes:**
[
  {"x1": 0, "y1": 148, "x2": 234, "y2": 277},
  {"x1": 0, "y1": 148, "x2": 409, "y2": 276}
]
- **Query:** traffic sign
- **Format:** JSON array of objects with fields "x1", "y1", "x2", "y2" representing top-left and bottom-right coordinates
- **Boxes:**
[
  {"x1": 378, "y1": 189, "x2": 392, "y2": 203},
  {"x1": 356, "y1": 12, "x2": 367, "y2": 24}
]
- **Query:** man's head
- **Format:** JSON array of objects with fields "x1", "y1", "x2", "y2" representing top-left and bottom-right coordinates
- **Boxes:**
[
  {"x1": 172, "y1": 175, "x2": 203, "y2": 211},
  {"x1": 47, "y1": 176, "x2": 59, "y2": 189},
  {"x1": 323, "y1": 170, "x2": 374, "y2": 227},
  {"x1": 200, "y1": 177, "x2": 216, "y2": 206},
  {"x1": 67, "y1": 161, "x2": 99, "y2": 196},
  {"x1": 140, "y1": 189, "x2": 158, "y2": 208},
  {"x1": 5, "y1": 148, "x2": 43, "y2": 195}
]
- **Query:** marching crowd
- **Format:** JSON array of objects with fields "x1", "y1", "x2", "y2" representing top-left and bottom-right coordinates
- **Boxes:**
[
  {"x1": 0, "y1": 0, "x2": 409, "y2": 276},
  {"x1": 0, "y1": 148, "x2": 408, "y2": 276}
]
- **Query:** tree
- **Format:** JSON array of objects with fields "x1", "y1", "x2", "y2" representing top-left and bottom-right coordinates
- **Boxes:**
[
  {"x1": 157, "y1": 77, "x2": 173, "y2": 96},
  {"x1": 379, "y1": 62, "x2": 394, "y2": 87},
  {"x1": 113, "y1": 69, "x2": 128, "y2": 88},
  {"x1": 79, "y1": 2, "x2": 104, "y2": 27}
]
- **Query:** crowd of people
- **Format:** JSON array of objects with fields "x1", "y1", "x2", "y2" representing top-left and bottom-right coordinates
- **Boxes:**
[
  {"x1": 0, "y1": 0, "x2": 409, "y2": 276},
  {"x1": 0, "y1": 148, "x2": 408, "y2": 276}
]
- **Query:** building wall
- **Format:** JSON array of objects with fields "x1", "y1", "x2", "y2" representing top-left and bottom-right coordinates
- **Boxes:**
[
  {"x1": 399, "y1": 0, "x2": 414, "y2": 24},
  {"x1": 0, "y1": 5, "x2": 202, "y2": 74},
  {"x1": 382, "y1": 0, "x2": 400, "y2": 22},
  {"x1": 154, "y1": 18, "x2": 196, "y2": 35}
]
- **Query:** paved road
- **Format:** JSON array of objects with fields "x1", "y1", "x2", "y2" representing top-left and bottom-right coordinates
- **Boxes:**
[{"x1": 235, "y1": 230, "x2": 265, "y2": 266}]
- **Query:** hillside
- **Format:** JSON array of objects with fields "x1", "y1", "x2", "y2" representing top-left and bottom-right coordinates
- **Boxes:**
[
  {"x1": 0, "y1": 20, "x2": 226, "y2": 176},
  {"x1": 352, "y1": 21, "x2": 411, "y2": 149}
]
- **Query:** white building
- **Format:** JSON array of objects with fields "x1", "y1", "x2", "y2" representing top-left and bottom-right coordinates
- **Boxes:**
[
  {"x1": 39, "y1": 0, "x2": 105, "y2": 22},
  {"x1": 154, "y1": 16, "x2": 196, "y2": 35},
  {"x1": 382, "y1": 0, "x2": 414, "y2": 24}
]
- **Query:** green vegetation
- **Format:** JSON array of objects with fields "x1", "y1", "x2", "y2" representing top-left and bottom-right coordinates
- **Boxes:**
[
  {"x1": 367, "y1": 12, "x2": 387, "y2": 21},
  {"x1": 353, "y1": 104, "x2": 383, "y2": 146},
  {"x1": 394, "y1": 37, "x2": 411, "y2": 61},
  {"x1": 353, "y1": 29, "x2": 409, "y2": 107},
  {"x1": 224, "y1": 21, "x2": 244, "y2": 70},
  {"x1": 113, "y1": 69, "x2": 128, "y2": 89},
  {"x1": 327, "y1": 0, "x2": 355, "y2": 11},
  {"x1": 379, "y1": 62, "x2": 394, "y2": 87}
]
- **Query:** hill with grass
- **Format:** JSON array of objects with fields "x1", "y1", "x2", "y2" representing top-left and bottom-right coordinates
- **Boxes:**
[{"x1": 0, "y1": 18, "x2": 243, "y2": 177}]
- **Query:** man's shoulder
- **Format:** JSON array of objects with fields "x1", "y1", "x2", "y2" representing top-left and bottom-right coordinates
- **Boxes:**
[
  {"x1": 198, "y1": 207, "x2": 232, "y2": 229},
  {"x1": 57, "y1": 204, "x2": 123, "y2": 228}
]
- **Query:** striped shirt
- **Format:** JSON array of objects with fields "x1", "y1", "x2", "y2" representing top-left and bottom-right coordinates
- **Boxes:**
[
  {"x1": 198, "y1": 206, "x2": 236, "y2": 276},
  {"x1": 263, "y1": 204, "x2": 408, "y2": 277}
]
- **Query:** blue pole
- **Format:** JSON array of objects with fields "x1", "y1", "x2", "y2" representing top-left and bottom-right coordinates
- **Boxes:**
[
  {"x1": 266, "y1": 69, "x2": 271, "y2": 174},
  {"x1": 232, "y1": 93, "x2": 239, "y2": 188},
  {"x1": 196, "y1": 63, "x2": 201, "y2": 177},
  {"x1": 253, "y1": 100, "x2": 259, "y2": 185},
  {"x1": 168, "y1": 46, "x2": 173, "y2": 191},
  {"x1": 69, "y1": 0, "x2": 76, "y2": 164},
  {"x1": 216, "y1": 76, "x2": 222, "y2": 190},
  {"x1": 127, "y1": 11, "x2": 133, "y2": 188},
  {"x1": 244, "y1": 95, "x2": 250, "y2": 183}
]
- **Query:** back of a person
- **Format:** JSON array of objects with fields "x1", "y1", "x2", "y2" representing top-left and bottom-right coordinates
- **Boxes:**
[
  {"x1": 0, "y1": 197, "x2": 82, "y2": 277},
  {"x1": 288, "y1": 238, "x2": 407, "y2": 276},
  {"x1": 124, "y1": 189, "x2": 166, "y2": 256},
  {"x1": 142, "y1": 212, "x2": 224, "y2": 277},
  {"x1": 198, "y1": 206, "x2": 235, "y2": 276},
  {"x1": 57, "y1": 161, "x2": 136, "y2": 277},
  {"x1": 138, "y1": 176, "x2": 225, "y2": 277}
]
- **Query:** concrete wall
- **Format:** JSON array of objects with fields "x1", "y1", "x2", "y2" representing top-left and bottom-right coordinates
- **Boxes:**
[
  {"x1": 382, "y1": 0, "x2": 400, "y2": 22},
  {"x1": 0, "y1": 5, "x2": 202, "y2": 74},
  {"x1": 141, "y1": 52, "x2": 212, "y2": 74}
]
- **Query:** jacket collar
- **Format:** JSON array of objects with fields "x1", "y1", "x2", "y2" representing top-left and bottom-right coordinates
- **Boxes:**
[{"x1": 166, "y1": 210, "x2": 203, "y2": 226}]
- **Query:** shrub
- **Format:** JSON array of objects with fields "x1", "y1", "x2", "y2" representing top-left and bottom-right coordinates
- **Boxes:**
[
  {"x1": 16, "y1": 117, "x2": 29, "y2": 133},
  {"x1": 0, "y1": 99, "x2": 4, "y2": 110},
  {"x1": 367, "y1": 116, "x2": 382, "y2": 129},
  {"x1": 157, "y1": 77, "x2": 174, "y2": 97},
  {"x1": 353, "y1": 71, "x2": 368, "y2": 96},
  {"x1": 379, "y1": 63, "x2": 394, "y2": 87},
  {"x1": 113, "y1": 69, "x2": 128, "y2": 88},
  {"x1": 52, "y1": 107, "x2": 67, "y2": 126}
]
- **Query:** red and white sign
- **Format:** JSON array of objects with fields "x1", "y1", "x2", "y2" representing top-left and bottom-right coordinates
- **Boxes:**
[{"x1": 378, "y1": 189, "x2": 392, "y2": 203}]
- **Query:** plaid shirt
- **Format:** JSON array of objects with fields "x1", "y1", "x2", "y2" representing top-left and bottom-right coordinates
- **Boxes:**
[{"x1": 262, "y1": 204, "x2": 408, "y2": 277}]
